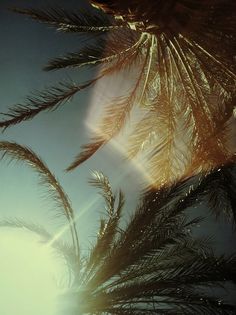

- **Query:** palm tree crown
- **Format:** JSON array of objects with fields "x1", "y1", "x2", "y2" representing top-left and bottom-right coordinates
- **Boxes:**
[{"x1": 0, "y1": 1, "x2": 235, "y2": 187}]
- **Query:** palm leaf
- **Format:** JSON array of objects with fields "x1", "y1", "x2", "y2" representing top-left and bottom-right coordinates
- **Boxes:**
[
  {"x1": 11, "y1": 7, "x2": 125, "y2": 33},
  {"x1": 1, "y1": 1, "x2": 235, "y2": 188},
  {"x1": 44, "y1": 30, "x2": 140, "y2": 71},
  {"x1": 0, "y1": 141, "x2": 79, "y2": 256},
  {"x1": 0, "y1": 79, "x2": 100, "y2": 131},
  {"x1": 1, "y1": 152, "x2": 236, "y2": 313},
  {"x1": 63, "y1": 172, "x2": 236, "y2": 314}
]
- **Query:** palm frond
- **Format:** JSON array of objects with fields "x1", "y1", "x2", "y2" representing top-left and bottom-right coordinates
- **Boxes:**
[
  {"x1": 11, "y1": 7, "x2": 126, "y2": 33},
  {"x1": 88, "y1": 171, "x2": 115, "y2": 215},
  {"x1": 0, "y1": 32, "x2": 143, "y2": 132},
  {"x1": 63, "y1": 173, "x2": 236, "y2": 314},
  {"x1": 4, "y1": 2, "x2": 236, "y2": 187},
  {"x1": 0, "y1": 79, "x2": 98, "y2": 131},
  {"x1": 1, "y1": 151, "x2": 236, "y2": 313},
  {"x1": 44, "y1": 30, "x2": 140, "y2": 71},
  {"x1": 66, "y1": 35, "x2": 152, "y2": 170},
  {"x1": 197, "y1": 163, "x2": 236, "y2": 222},
  {"x1": 0, "y1": 141, "x2": 79, "y2": 256}
]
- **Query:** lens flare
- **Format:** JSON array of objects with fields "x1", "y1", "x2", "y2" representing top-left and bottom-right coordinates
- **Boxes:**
[{"x1": 86, "y1": 72, "x2": 155, "y2": 186}]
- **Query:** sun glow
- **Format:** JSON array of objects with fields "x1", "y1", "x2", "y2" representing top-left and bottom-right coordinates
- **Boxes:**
[
  {"x1": 0, "y1": 229, "x2": 67, "y2": 315},
  {"x1": 86, "y1": 71, "x2": 155, "y2": 187}
]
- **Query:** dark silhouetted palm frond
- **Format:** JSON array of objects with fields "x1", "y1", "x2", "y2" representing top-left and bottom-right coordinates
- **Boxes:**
[
  {"x1": 1, "y1": 149, "x2": 235, "y2": 314},
  {"x1": 190, "y1": 162, "x2": 236, "y2": 223},
  {"x1": 0, "y1": 141, "x2": 79, "y2": 257},
  {"x1": 58, "y1": 170, "x2": 236, "y2": 314}
]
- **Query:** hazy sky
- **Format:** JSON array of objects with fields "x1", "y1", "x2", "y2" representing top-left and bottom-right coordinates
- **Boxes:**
[
  {"x1": 0, "y1": 1, "x2": 235, "y2": 313},
  {"x1": 0, "y1": 1, "x2": 147, "y2": 313},
  {"x1": 0, "y1": 0, "x2": 145, "y2": 246}
]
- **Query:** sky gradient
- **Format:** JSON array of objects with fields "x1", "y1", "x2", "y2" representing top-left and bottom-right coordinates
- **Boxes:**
[{"x1": 0, "y1": 0, "x2": 236, "y2": 313}]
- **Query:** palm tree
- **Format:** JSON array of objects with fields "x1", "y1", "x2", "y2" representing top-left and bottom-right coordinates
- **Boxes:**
[
  {"x1": 0, "y1": 2, "x2": 235, "y2": 187},
  {"x1": 0, "y1": 141, "x2": 236, "y2": 314}
]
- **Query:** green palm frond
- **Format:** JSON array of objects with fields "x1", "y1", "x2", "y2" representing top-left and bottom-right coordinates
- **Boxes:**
[{"x1": 0, "y1": 141, "x2": 79, "y2": 257}]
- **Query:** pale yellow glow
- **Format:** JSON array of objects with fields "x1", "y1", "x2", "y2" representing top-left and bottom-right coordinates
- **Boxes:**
[
  {"x1": 86, "y1": 72, "x2": 155, "y2": 187},
  {"x1": 0, "y1": 229, "x2": 67, "y2": 315}
]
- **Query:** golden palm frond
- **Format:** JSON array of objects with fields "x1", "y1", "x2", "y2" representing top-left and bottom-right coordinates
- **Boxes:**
[{"x1": 0, "y1": 2, "x2": 235, "y2": 188}]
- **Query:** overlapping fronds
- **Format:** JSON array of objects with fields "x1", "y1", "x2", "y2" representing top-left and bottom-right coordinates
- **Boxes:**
[
  {"x1": 193, "y1": 162, "x2": 236, "y2": 222},
  {"x1": 1, "y1": 1, "x2": 235, "y2": 187},
  {"x1": 11, "y1": 7, "x2": 126, "y2": 33},
  {"x1": 60, "y1": 172, "x2": 236, "y2": 314},
  {"x1": 0, "y1": 147, "x2": 236, "y2": 313},
  {"x1": 0, "y1": 141, "x2": 79, "y2": 256},
  {"x1": 83, "y1": 172, "x2": 125, "y2": 280},
  {"x1": 44, "y1": 30, "x2": 140, "y2": 71}
]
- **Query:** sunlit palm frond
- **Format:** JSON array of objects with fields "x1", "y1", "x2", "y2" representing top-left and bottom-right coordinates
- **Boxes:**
[
  {"x1": 1, "y1": 1, "x2": 235, "y2": 188},
  {"x1": 0, "y1": 141, "x2": 79, "y2": 256},
  {"x1": 44, "y1": 30, "x2": 140, "y2": 71},
  {"x1": 67, "y1": 34, "x2": 153, "y2": 170},
  {"x1": 11, "y1": 7, "x2": 125, "y2": 33},
  {"x1": 78, "y1": 0, "x2": 236, "y2": 184}
]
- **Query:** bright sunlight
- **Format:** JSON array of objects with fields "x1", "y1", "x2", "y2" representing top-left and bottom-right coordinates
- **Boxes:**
[{"x1": 0, "y1": 229, "x2": 67, "y2": 315}]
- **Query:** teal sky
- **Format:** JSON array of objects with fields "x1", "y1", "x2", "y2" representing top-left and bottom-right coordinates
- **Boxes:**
[
  {"x1": 0, "y1": 0, "x2": 146, "y2": 248},
  {"x1": 0, "y1": 0, "x2": 235, "y2": 253}
]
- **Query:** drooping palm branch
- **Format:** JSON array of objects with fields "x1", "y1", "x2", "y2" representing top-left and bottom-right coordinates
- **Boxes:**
[
  {"x1": 1, "y1": 145, "x2": 236, "y2": 314},
  {"x1": 53, "y1": 170, "x2": 236, "y2": 314},
  {"x1": 0, "y1": 141, "x2": 80, "y2": 257},
  {"x1": 0, "y1": 2, "x2": 235, "y2": 187}
]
